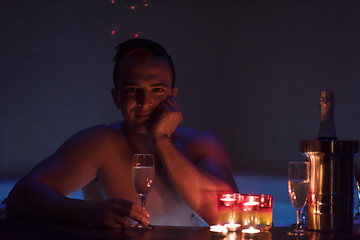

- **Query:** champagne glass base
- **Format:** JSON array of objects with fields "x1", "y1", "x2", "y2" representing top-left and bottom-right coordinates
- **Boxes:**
[{"x1": 131, "y1": 223, "x2": 154, "y2": 230}]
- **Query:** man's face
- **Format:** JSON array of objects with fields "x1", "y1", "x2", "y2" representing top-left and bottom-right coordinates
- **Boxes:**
[{"x1": 112, "y1": 53, "x2": 177, "y2": 134}]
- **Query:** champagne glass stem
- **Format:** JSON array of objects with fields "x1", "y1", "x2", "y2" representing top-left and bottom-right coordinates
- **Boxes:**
[
  {"x1": 296, "y1": 208, "x2": 301, "y2": 231},
  {"x1": 140, "y1": 195, "x2": 147, "y2": 209}
]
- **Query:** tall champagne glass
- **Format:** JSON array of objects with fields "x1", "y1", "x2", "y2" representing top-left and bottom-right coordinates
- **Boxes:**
[
  {"x1": 287, "y1": 161, "x2": 310, "y2": 235},
  {"x1": 132, "y1": 154, "x2": 155, "y2": 228},
  {"x1": 354, "y1": 159, "x2": 360, "y2": 218}
]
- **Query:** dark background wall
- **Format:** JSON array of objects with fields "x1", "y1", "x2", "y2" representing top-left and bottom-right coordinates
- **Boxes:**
[{"x1": 1, "y1": 0, "x2": 360, "y2": 178}]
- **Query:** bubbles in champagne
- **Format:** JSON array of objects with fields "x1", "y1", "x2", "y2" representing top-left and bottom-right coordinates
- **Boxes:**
[{"x1": 146, "y1": 177, "x2": 153, "y2": 188}]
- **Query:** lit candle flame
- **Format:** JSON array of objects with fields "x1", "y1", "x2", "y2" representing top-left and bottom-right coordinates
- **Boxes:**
[
  {"x1": 220, "y1": 194, "x2": 236, "y2": 207},
  {"x1": 210, "y1": 225, "x2": 228, "y2": 236},
  {"x1": 243, "y1": 196, "x2": 259, "y2": 206},
  {"x1": 224, "y1": 222, "x2": 241, "y2": 232}
]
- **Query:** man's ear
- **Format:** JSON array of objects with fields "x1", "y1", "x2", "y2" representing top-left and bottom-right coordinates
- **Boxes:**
[
  {"x1": 111, "y1": 89, "x2": 121, "y2": 108},
  {"x1": 172, "y1": 87, "x2": 179, "y2": 97}
]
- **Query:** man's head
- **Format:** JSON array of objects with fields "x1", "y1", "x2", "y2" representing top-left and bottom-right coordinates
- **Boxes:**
[
  {"x1": 111, "y1": 38, "x2": 178, "y2": 134},
  {"x1": 113, "y1": 38, "x2": 175, "y2": 89}
]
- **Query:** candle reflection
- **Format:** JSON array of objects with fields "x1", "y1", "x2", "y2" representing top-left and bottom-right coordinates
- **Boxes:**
[{"x1": 225, "y1": 232, "x2": 237, "y2": 240}]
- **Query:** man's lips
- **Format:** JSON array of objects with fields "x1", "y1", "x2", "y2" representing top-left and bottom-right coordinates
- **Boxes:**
[{"x1": 135, "y1": 113, "x2": 151, "y2": 119}]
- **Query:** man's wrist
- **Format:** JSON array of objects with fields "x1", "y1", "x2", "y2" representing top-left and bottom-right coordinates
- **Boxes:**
[{"x1": 151, "y1": 132, "x2": 171, "y2": 143}]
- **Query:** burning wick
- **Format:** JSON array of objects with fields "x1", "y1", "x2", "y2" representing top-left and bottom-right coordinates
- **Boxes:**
[
  {"x1": 243, "y1": 196, "x2": 259, "y2": 206},
  {"x1": 220, "y1": 194, "x2": 236, "y2": 207},
  {"x1": 242, "y1": 227, "x2": 260, "y2": 234}
]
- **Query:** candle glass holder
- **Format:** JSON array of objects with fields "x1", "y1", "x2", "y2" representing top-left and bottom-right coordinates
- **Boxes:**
[
  {"x1": 217, "y1": 193, "x2": 241, "y2": 225},
  {"x1": 241, "y1": 194, "x2": 273, "y2": 231}
]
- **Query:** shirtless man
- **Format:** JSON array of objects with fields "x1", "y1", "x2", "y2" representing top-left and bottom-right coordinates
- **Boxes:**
[{"x1": 6, "y1": 38, "x2": 238, "y2": 228}]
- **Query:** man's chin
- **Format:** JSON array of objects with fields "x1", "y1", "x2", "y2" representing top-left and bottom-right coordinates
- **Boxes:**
[{"x1": 136, "y1": 127, "x2": 149, "y2": 135}]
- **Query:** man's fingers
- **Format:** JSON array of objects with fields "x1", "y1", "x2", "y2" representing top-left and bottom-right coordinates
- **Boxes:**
[
  {"x1": 128, "y1": 204, "x2": 150, "y2": 225},
  {"x1": 160, "y1": 97, "x2": 181, "y2": 113},
  {"x1": 112, "y1": 200, "x2": 149, "y2": 225}
]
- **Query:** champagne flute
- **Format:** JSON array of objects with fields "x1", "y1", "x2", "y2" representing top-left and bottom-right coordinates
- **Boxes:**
[
  {"x1": 287, "y1": 161, "x2": 310, "y2": 236},
  {"x1": 132, "y1": 154, "x2": 155, "y2": 229},
  {"x1": 354, "y1": 159, "x2": 360, "y2": 218}
]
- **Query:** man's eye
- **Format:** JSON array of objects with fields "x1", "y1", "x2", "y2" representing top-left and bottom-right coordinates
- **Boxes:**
[
  {"x1": 153, "y1": 88, "x2": 164, "y2": 93},
  {"x1": 125, "y1": 88, "x2": 137, "y2": 93}
]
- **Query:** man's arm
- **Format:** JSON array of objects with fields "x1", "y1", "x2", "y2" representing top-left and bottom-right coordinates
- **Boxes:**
[
  {"x1": 6, "y1": 126, "x2": 149, "y2": 228},
  {"x1": 150, "y1": 97, "x2": 238, "y2": 224},
  {"x1": 153, "y1": 133, "x2": 238, "y2": 225},
  {"x1": 6, "y1": 178, "x2": 149, "y2": 227}
]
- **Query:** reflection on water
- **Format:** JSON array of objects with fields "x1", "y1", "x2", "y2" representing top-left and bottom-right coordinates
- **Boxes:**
[{"x1": 240, "y1": 231, "x2": 272, "y2": 240}]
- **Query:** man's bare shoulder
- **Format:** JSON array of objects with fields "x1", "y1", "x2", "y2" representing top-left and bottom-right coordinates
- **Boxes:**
[
  {"x1": 57, "y1": 122, "x2": 126, "y2": 153},
  {"x1": 75, "y1": 122, "x2": 124, "y2": 138}
]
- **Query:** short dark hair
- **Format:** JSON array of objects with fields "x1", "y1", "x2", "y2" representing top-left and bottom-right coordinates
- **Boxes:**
[{"x1": 113, "y1": 38, "x2": 175, "y2": 89}]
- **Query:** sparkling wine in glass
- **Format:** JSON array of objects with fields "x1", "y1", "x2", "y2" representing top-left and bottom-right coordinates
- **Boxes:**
[
  {"x1": 132, "y1": 154, "x2": 155, "y2": 228},
  {"x1": 287, "y1": 161, "x2": 310, "y2": 236},
  {"x1": 354, "y1": 159, "x2": 360, "y2": 218}
]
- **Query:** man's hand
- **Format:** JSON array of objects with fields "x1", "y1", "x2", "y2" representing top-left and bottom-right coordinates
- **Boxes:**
[
  {"x1": 87, "y1": 198, "x2": 149, "y2": 228},
  {"x1": 150, "y1": 96, "x2": 183, "y2": 138}
]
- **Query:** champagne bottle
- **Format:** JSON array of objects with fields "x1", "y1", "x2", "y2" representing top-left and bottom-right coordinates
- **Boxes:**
[{"x1": 317, "y1": 89, "x2": 337, "y2": 140}]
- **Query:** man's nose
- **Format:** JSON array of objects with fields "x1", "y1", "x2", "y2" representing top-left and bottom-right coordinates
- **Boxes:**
[{"x1": 137, "y1": 90, "x2": 152, "y2": 106}]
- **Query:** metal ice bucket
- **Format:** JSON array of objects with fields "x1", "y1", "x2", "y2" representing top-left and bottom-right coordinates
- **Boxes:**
[{"x1": 300, "y1": 140, "x2": 359, "y2": 231}]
